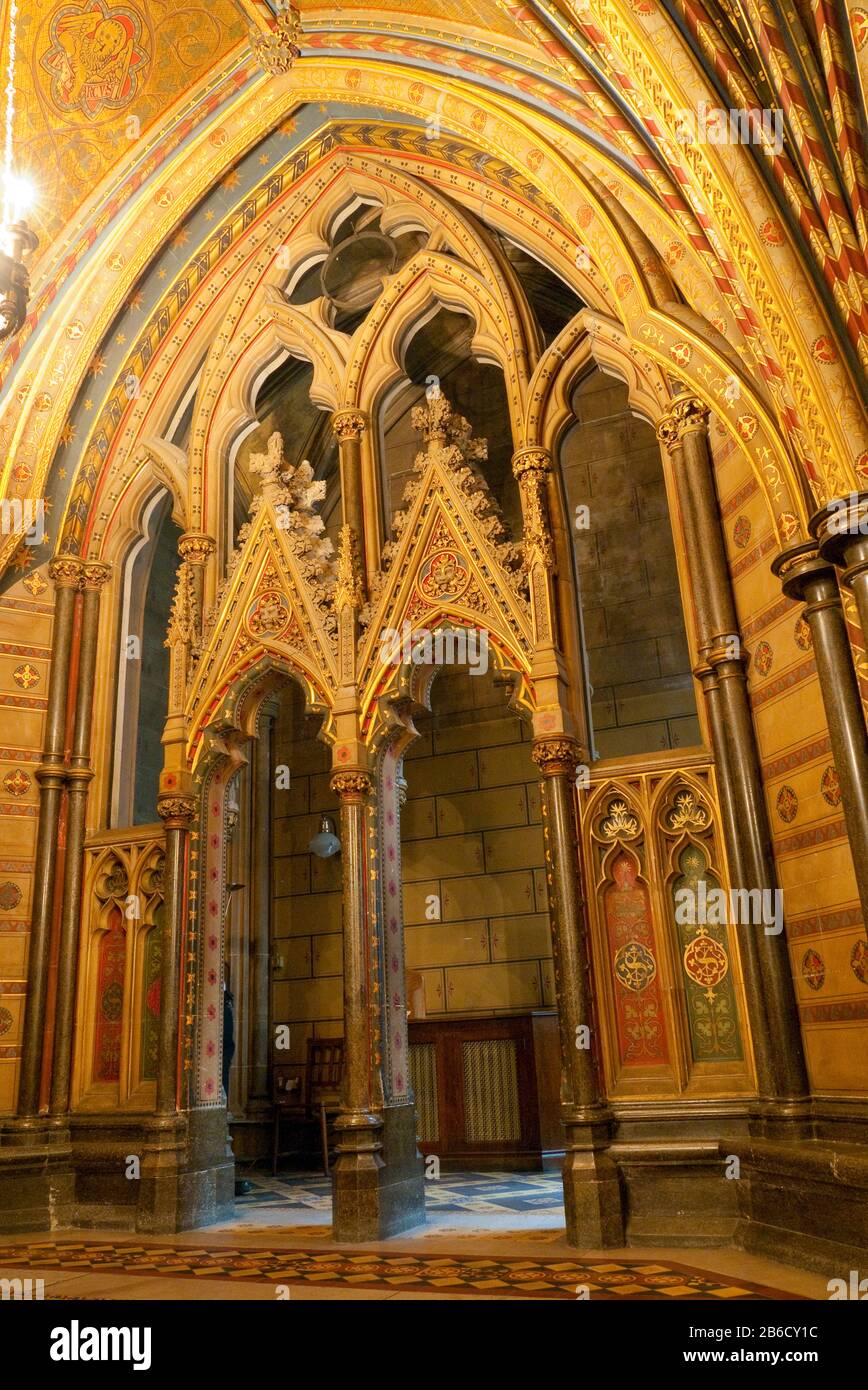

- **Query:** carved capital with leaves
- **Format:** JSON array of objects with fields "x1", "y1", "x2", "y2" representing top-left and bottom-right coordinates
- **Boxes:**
[
  {"x1": 532, "y1": 736, "x2": 582, "y2": 778},
  {"x1": 332, "y1": 409, "x2": 367, "y2": 443}
]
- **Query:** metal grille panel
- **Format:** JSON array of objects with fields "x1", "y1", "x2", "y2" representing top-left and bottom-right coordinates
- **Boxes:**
[
  {"x1": 461, "y1": 1038, "x2": 520, "y2": 1142},
  {"x1": 408, "y1": 1042, "x2": 439, "y2": 1141}
]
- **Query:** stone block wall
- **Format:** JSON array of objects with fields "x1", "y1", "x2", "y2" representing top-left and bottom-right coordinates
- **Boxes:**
[
  {"x1": 401, "y1": 669, "x2": 553, "y2": 1017},
  {"x1": 269, "y1": 669, "x2": 554, "y2": 1069}
]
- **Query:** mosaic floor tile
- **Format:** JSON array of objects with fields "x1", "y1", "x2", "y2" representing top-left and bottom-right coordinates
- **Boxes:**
[{"x1": 0, "y1": 1239, "x2": 804, "y2": 1300}]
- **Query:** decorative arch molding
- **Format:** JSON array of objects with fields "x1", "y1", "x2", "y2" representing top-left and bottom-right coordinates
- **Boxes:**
[
  {"x1": 186, "y1": 649, "x2": 332, "y2": 1107},
  {"x1": 526, "y1": 309, "x2": 808, "y2": 539},
  {"x1": 136, "y1": 442, "x2": 188, "y2": 529},
  {"x1": 2, "y1": 49, "x2": 865, "y2": 582},
  {"x1": 341, "y1": 248, "x2": 533, "y2": 438},
  {"x1": 186, "y1": 503, "x2": 337, "y2": 772},
  {"x1": 179, "y1": 150, "x2": 550, "y2": 571},
  {"x1": 190, "y1": 294, "x2": 347, "y2": 569},
  {"x1": 354, "y1": 396, "x2": 535, "y2": 742},
  {"x1": 526, "y1": 312, "x2": 668, "y2": 453},
  {"x1": 36, "y1": 117, "x2": 848, "y2": 592},
  {"x1": 104, "y1": 484, "x2": 176, "y2": 829}
]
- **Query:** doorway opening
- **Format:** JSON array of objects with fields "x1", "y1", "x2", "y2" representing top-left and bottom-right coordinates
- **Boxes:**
[{"x1": 222, "y1": 663, "x2": 567, "y2": 1239}]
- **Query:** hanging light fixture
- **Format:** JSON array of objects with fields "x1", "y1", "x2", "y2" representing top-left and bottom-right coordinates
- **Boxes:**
[
  {"x1": 0, "y1": 1, "x2": 37, "y2": 344},
  {"x1": 308, "y1": 814, "x2": 341, "y2": 859}
]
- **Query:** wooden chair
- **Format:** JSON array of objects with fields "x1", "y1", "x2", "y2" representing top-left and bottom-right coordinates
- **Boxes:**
[
  {"x1": 272, "y1": 1037, "x2": 344, "y2": 1177},
  {"x1": 310, "y1": 1038, "x2": 344, "y2": 1174}
]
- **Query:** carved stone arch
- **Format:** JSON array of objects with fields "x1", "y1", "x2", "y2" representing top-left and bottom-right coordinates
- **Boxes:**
[
  {"x1": 11, "y1": 63, "x2": 867, "y2": 586},
  {"x1": 266, "y1": 292, "x2": 350, "y2": 407},
  {"x1": 282, "y1": 241, "x2": 330, "y2": 299},
  {"x1": 136, "y1": 442, "x2": 188, "y2": 529},
  {"x1": 378, "y1": 199, "x2": 442, "y2": 244},
  {"x1": 192, "y1": 652, "x2": 332, "y2": 779},
  {"x1": 187, "y1": 498, "x2": 338, "y2": 772},
  {"x1": 363, "y1": 627, "x2": 536, "y2": 1106},
  {"x1": 342, "y1": 251, "x2": 531, "y2": 441},
  {"x1": 584, "y1": 778, "x2": 643, "y2": 843},
  {"x1": 526, "y1": 313, "x2": 669, "y2": 457},
  {"x1": 333, "y1": 152, "x2": 539, "y2": 333},
  {"x1": 649, "y1": 768, "x2": 725, "y2": 884},
  {"x1": 187, "y1": 654, "x2": 331, "y2": 1107},
  {"x1": 189, "y1": 299, "x2": 348, "y2": 590},
  {"x1": 322, "y1": 186, "x2": 385, "y2": 245},
  {"x1": 362, "y1": 621, "x2": 535, "y2": 756},
  {"x1": 526, "y1": 298, "x2": 807, "y2": 542},
  {"x1": 355, "y1": 418, "x2": 535, "y2": 742}
]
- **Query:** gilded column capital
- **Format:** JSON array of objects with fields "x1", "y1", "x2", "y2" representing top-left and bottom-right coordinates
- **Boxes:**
[
  {"x1": 81, "y1": 560, "x2": 112, "y2": 590},
  {"x1": 178, "y1": 532, "x2": 216, "y2": 565},
  {"x1": 330, "y1": 770, "x2": 373, "y2": 800},
  {"x1": 671, "y1": 394, "x2": 710, "y2": 435},
  {"x1": 511, "y1": 446, "x2": 553, "y2": 479},
  {"x1": 532, "y1": 735, "x2": 583, "y2": 778},
  {"x1": 332, "y1": 409, "x2": 368, "y2": 442},
  {"x1": 48, "y1": 555, "x2": 84, "y2": 589},
  {"x1": 157, "y1": 794, "x2": 198, "y2": 829},
  {"x1": 811, "y1": 493, "x2": 868, "y2": 564},
  {"x1": 657, "y1": 395, "x2": 709, "y2": 450},
  {"x1": 771, "y1": 539, "x2": 837, "y2": 606},
  {"x1": 655, "y1": 414, "x2": 680, "y2": 453}
]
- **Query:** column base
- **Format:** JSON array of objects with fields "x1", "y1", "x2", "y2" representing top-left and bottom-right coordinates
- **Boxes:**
[
  {"x1": 59, "y1": 1108, "x2": 235, "y2": 1234},
  {"x1": 0, "y1": 1117, "x2": 74, "y2": 1232},
  {"x1": 561, "y1": 1112, "x2": 624, "y2": 1249},
  {"x1": 136, "y1": 1107, "x2": 234, "y2": 1234},
  {"x1": 332, "y1": 1102, "x2": 425, "y2": 1242},
  {"x1": 748, "y1": 1096, "x2": 814, "y2": 1140},
  {"x1": 726, "y1": 1133, "x2": 868, "y2": 1278}
]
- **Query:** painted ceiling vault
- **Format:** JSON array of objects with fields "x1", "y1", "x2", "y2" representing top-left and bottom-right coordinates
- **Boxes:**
[{"x1": 0, "y1": 0, "x2": 866, "y2": 587}]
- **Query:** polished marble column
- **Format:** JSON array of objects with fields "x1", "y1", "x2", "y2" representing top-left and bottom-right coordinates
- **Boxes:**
[
  {"x1": 332, "y1": 410, "x2": 368, "y2": 595},
  {"x1": 17, "y1": 557, "x2": 81, "y2": 1119},
  {"x1": 50, "y1": 561, "x2": 111, "y2": 1115},
  {"x1": 773, "y1": 539, "x2": 868, "y2": 925},
  {"x1": 658, "y1": 397, "x2": 808, "y2": 1116},
  {"x1": 155, "y1": 795, "x2": 197, "y2": 1115},
  {"x1": 532, "y1": 735, "x2": 624, "y2": 1248},
  {"x1": 330, "y1": 769, "x2": 384, "y2": 1240},
  {"x1": 813, "y1": 492, "x2": 868, "y2": 643}
]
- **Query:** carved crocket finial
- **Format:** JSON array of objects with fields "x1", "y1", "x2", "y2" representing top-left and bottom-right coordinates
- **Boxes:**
[
  {"x1": 334, "y1": 524, "x2": 365, "y2": 610},
  {"x1": 166, "y1": 561, "x2": 199, "y2": 650},
  {"x1": 248, "y1": 430, "x2": 287, "y2": 487},
  {"x1": 410, "y1": 387, "x2": 487, "y2": 462}
]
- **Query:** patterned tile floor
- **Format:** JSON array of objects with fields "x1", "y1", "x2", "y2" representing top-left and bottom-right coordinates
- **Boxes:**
[
  {"x1": 0, "y1": 1173, "x2": 830, "y2": 1300},
  {"x1": 234, "y1": 1170, "x2": 565, "y2": 1219},
  {"x1": 0, "y1": 1239, "x2": 806, "y2": 1300}
]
